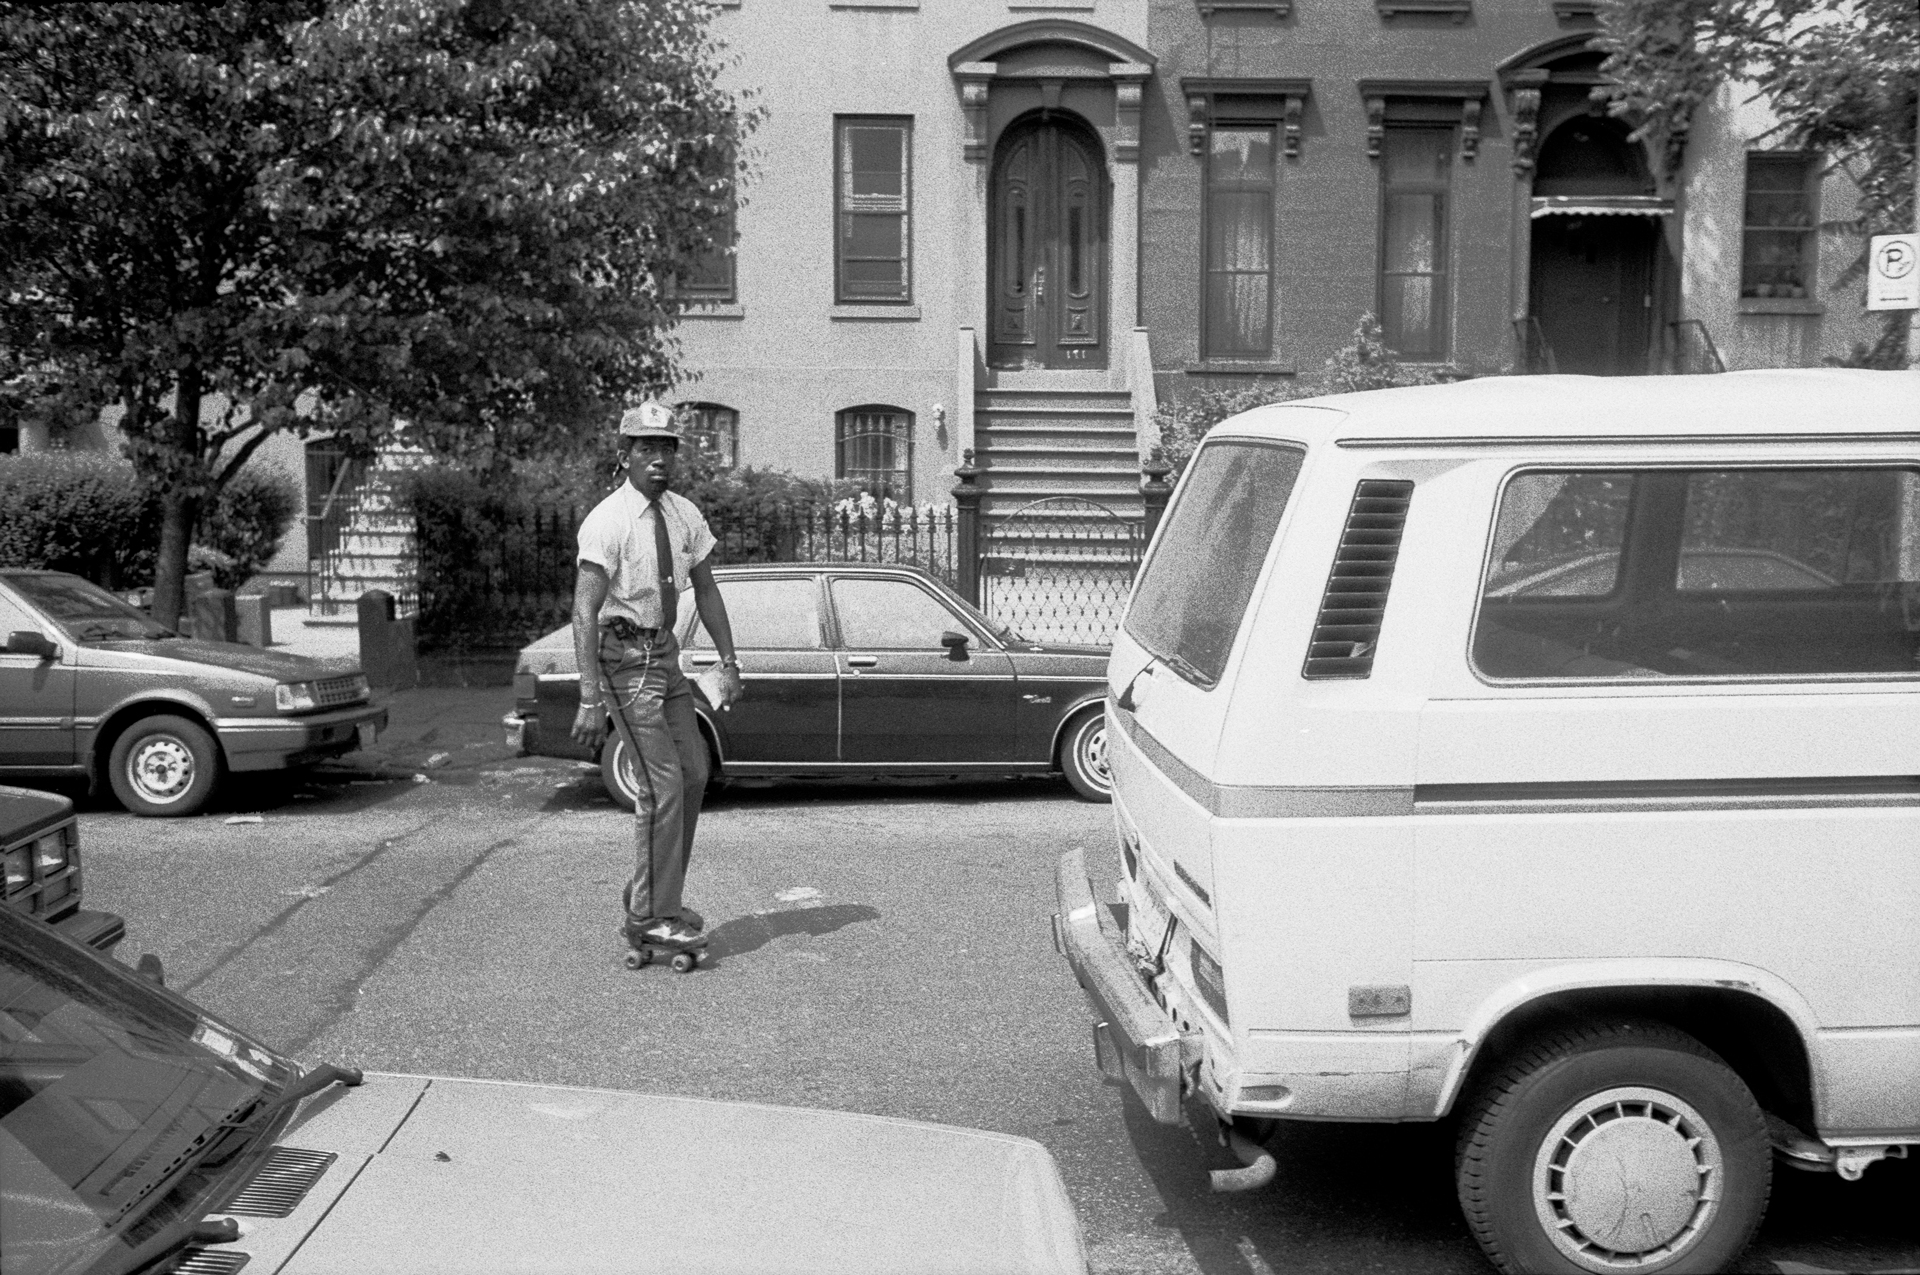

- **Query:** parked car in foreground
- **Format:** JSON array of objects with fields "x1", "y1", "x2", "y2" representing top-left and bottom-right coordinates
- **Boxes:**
[
  {"x1": 0, "y1": 905, "x2": 1088, "y2": 1275},
  {"x1": 1059, "y1": 368, "x2": 1920, "y2": 1274},
  {"x1": 506, "y1": 563, "x2": 1114, "y2": 803},
  {"x1": 0, "y1": 569, "x2": 387, "y2": 817},
  {"x1": 1, "y1": 783, "x2": 122, "y2": 950}
]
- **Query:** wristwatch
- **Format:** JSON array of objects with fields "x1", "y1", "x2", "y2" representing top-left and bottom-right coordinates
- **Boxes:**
[{"x1": 721, "y1": 655, "x2": 741, "y2": 670}]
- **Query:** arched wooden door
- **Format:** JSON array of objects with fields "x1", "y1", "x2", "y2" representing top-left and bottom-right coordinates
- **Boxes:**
[
  {"x1": 1528, "y1": 119, "x2": 1658, "y2": 375},
  {"x1": 988, "y1": 119, "x2": 1108, "y2": 370}
]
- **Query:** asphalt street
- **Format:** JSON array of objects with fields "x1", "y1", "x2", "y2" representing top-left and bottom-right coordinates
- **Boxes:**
[{"x1": 67, "y1": 700, "x2": 1920, "y2": 1275}]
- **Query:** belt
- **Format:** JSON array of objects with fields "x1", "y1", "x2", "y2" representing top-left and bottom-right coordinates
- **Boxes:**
[{"x1": 603, "y1": 617, "x2": 662, "y2": 642}]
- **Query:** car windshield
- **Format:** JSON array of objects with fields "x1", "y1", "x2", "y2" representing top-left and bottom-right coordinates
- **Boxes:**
[
  {"x1": 6, "y1": 574, "x2": 175, "y2": 643},
  {"x1": 1, "y1": 913, "x2": 295, "y2": 1275}
]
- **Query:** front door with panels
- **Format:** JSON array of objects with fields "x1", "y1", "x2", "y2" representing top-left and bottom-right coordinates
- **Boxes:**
[{"x1": 988, "y1": 117, "x2": 1109, "y2": 370}]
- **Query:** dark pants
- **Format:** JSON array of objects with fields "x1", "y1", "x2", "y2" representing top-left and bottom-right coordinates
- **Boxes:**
[{"x1": 599, "y1": 629, "x2": 709, "y2": 925}]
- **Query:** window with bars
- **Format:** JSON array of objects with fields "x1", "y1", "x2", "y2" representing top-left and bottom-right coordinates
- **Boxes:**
[
  {"x1": 683, "y1": 193, "x2": 737, "y2": 303},
  {"x1": 835, "y1": 406, "x2": 913, "y2": 501},
  {"x1": 1741, "y1": 154, "x2": 1816, "y2": 300},
  {"x1": 1204, "y1": 126, "x2": 1277, "y2": 360},
  {"x1": 835, "y1": 118, "x2": 912, "y2": 304},
  {"x1": 677, "y1": 402, "x2": 739, "y2": 469},
  {"x1": 1377, "y1": 127, "x2": 1452, "y2": 359}
]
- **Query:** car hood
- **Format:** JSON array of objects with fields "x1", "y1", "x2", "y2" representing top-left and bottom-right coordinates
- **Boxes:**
[
  {"x1": 226, "y1": 1073, "x2": 1084, "y2": 1275},
  {"x1": 88, "y1": 639, "x2": 356, "y2": 680},
  {"x1": 0, "y1": 785, "x2": 72, "y2": 841}
]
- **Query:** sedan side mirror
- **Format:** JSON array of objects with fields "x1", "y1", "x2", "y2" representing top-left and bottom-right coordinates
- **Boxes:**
[
  {"x1": 5, "y1": 631, "x2": 58, "y2": 661},
  {"x1": 940, "y1": 630, "x2": 970, "y2": 661}
]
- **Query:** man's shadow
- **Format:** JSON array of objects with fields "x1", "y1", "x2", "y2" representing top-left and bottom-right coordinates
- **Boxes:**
[{"x1": 700, "y1": 903, "x2": 880, "y2": 966}]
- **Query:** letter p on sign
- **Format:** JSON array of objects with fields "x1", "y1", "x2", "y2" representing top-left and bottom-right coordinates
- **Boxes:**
[{"x1": 1867, "y1": 234, "x2": 1919, "y2": 311}]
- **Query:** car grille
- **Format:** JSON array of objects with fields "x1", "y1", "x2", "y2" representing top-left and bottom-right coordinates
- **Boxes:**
[
  {"x1": 313, "y1": 676, "x2": 366, "y2": 708},
  {"x1": 219, "y1": 1146, "x2": 337, "y2": 1218}
]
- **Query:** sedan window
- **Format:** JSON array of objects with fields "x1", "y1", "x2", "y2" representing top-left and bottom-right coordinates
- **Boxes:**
[
  {"x1": 832, "y1": 578, "x2": 965, "y2": 650},
  {"x1": 685, "y1": 577, "x2": 824, "y2": 649},
  {"x1": 5, "y1": 574, "x2": 174, "y2": 643}
]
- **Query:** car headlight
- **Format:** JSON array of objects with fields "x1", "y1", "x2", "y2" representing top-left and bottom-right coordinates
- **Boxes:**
[
  {"x1": 34, "y1": 832, "x2": 67, "y2": 875},
  {"x1": 275, "y1": 682, "x2": 317, "y2": 712},
  {"x1": 2, "y1": 847, "x2": 29, "y2": 895},
  {"x1": 345, "y1": 674, "x2": 370, "y2": 701}
]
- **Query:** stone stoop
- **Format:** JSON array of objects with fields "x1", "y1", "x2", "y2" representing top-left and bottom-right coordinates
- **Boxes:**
[
  {"x1": 972, "y1": 386, "x2": 1142, "y2": 523},
  {"x1": 310, "y1": 444, "x2": 430, "y2": 619}
]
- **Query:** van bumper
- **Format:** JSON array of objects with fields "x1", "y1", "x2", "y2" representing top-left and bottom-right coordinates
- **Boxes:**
[{"x1": 1053, "y1": 847, "x2": 1199, "y2": 1125}]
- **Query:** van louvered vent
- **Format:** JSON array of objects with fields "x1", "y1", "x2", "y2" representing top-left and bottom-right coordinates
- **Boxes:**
[
  {"x1": 173, "y1": 1251, "x2": 249, "y2": 1275},
  {"x1": 218, "y1": 1146, "x2": 336, "y2": 1218},
  {"x1": 1302, "y1": 480, "x2": 1415, "y2": 679}
]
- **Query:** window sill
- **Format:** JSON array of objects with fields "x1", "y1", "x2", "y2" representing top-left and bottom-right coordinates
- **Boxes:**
[
  {"x1": 1738, "y1": 297, "x2": 1825, "y2": 316},
  {"x1": 682, "y1": 302, "x2": 745, "y2": 320},
  {"x1": 1183, "y1": 361, "x2": 1297, "y2": 376},
  {"x1": 830, "y1": 304, "x2": 921, "y2": 321}
]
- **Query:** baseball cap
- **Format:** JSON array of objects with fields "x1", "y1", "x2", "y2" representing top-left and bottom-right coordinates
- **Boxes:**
[{"x1": 618, "y1": 400, "x2": 681, "y2": 442}]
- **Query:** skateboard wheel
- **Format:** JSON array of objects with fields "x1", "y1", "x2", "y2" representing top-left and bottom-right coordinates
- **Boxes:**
[
  {"x1": 624, "y1": 949, "x2": 650, "y2": 970},
  {"x1": 670, "y1": 952, "x2": 697, "y2": 974}
]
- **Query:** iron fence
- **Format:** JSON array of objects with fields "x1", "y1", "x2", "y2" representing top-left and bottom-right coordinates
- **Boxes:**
[
  {"x1": 980, "y1": 497, "x2": 1144, "y2": 646},
  {"x1": 414, "y1": 499, "x2": 960, "y2": 650}
]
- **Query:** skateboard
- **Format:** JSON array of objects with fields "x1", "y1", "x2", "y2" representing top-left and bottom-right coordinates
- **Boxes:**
[{"x1": 622, "y1": 936, "x2": 709, "y2": 973}]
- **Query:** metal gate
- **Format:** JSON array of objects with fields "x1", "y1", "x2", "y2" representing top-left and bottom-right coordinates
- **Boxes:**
[{"x1": 980, "y1": 496, "x2": 1143, "y2": 646}]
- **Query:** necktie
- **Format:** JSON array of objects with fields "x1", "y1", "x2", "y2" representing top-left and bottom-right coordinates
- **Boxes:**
[{"x1": 651, "y1": 498, "x2": 678, "y2": 632}]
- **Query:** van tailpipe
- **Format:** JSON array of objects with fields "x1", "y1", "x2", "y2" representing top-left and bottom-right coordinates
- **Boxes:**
[{"x1": 1209, "y1": 1126, "x2": 1277, "y2": 1193}]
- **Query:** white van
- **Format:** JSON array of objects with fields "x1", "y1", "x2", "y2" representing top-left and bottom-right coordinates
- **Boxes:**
[{"x1": 1055, "y1": 368, "x2": 1920, "y2": 1275}]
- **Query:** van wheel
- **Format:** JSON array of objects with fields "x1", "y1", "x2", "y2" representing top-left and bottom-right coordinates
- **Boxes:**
[
  {"x1": 599, "y1": 734, "x2": 638, "y2": 811},
  {"x1": 108, "y1": 715, "x2": 221, "y2": 817},
  {"x1": 1059, "y1": 709, "x2": 1112, "y2": 803},
  {"x1": 1454, "y1": 1020, "x2": 1770, "y2": 1275}
]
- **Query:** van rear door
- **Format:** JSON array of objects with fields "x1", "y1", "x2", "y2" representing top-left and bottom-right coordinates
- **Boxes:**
[{"x1": 1110, "y1": 440, "x2": 1308, "y2": 921}]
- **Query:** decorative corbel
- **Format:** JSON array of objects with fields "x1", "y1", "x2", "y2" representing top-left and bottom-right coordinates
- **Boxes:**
[
  {"x1": 1461, "y1": 98, "x2": 1482, "y2": 161},
  {"x1": 1365, "y1": 97, "x2": 1385, "y2": 159},
  {"x1": 955, "y1": 62, "x2": 994, "y2": 162},
  {"x1": 1111, "y1": 63, "x2": 1150, "y2": 163},
  {"x1": 1187, "y1": 92, "x2": 1211, "y2": 155},
  {"x1": 1282, "y1": 95, "x2": 1303, "y2": 158},
  {"x1": 1505, "y1": 70, "x2": 1548, "y2": 176}
]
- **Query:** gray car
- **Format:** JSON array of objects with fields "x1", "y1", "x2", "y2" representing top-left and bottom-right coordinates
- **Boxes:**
[{"x1": 0, "y1": 569, "x2": 387, "y2": 816}]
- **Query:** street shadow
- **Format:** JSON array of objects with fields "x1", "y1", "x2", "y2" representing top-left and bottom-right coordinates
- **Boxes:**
[
  {"x1": 1117, "y1": 1090, "x2": 1477, "y2": 1275},
  {"x1": 699, "y1": 903, "x2": 881, "y2": 966}
]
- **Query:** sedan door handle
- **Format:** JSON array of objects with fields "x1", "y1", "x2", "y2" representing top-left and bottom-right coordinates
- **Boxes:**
[
  {"x1": 686, "y1": 654, "x2": 719, "y2": 665},
  {"x1": 846, "y1": 655, "x2": 879, "y2": 668}
]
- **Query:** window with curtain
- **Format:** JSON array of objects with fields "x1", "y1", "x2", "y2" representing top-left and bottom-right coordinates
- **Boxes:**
[
  {"x1": 835, "y1": 406, "x2": 913, "y2": 502},
  {"x1": 1377, "y1": 128, "x2": 1452, "y2": 359},
  {"x1": 683, "y1": 193, "x2": 736, "y2": 303},
  {"x1": 677, "y1": 402, "x2": 739, "y2": 469},
  {"x1": 835, "y1": 118, "x2": 912, "y2": 304},
  {"x1": 1203, "y1": 126, "x2": 1276, "y2": 360},
  {"x1": 1741, "y1": 154, "x2": 1816, "y2": 300}
]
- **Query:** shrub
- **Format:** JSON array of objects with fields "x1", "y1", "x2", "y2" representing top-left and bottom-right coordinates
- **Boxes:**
[
  {"x1": 1154, "y1": 314, "x2": 1481, "y2": 475},
  {"x1": 0, "y1": 451, "x2": 299, "y2": 591}
]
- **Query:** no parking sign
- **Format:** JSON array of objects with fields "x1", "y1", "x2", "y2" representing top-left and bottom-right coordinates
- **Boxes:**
[{"x1": 1867, "y1": 233, "x2": 1919, "y2": 310}]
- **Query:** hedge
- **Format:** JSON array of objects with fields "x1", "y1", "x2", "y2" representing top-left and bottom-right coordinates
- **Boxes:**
[{"x1": 0, "y1": 452, "x2": 301, "y2": 592}]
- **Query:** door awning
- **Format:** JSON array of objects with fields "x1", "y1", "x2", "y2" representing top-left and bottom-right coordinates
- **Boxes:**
[{"x1": 1531, "y1": 195, "x2": 1673, "y2": 219}]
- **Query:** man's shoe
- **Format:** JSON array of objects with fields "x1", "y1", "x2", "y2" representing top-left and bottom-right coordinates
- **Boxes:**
[
  {"x1": 679, "y1": 906, "x2": 704, "y2": 931},
  {"x1": 627, "y1": 917, "x2": 708, "y2": 951}
]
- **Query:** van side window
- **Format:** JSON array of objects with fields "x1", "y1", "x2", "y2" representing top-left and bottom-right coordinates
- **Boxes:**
[
  {"x1": 1473, "y1": 467, "x2": 1920, "y2": 680},
  {"x1": 1125, "y1": 441, "x2": 1306, "y2": 686}
]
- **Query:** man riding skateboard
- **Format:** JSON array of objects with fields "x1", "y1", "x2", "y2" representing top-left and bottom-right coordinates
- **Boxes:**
[{"x1": 571, "y1": 401, "x2": 743, "y2": 960}]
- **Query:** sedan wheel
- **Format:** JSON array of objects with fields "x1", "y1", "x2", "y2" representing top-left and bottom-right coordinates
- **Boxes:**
[
  {"x1": 107, "y1": 715, "x2": 221, "y2": 818},
  {"x1": 1060, "y1": 709, "x2": 1112, "y2": 803},
  {"x1": 599, "y1": 734, "x2": 639, "y2": 812}
]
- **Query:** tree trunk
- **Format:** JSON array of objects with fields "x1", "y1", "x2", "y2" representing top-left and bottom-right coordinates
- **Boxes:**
[{"x1": 149, "y1": 370, "x2": 204, "y2": 631}]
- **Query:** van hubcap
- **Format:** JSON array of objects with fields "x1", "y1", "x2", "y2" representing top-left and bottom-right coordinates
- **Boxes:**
[
  {"x1": 1534, "y1": 1086, "x2": 1721, "y2": 1270},
  {"x1": 129, "y1": 737, "x2": 195, "y2": 803}
]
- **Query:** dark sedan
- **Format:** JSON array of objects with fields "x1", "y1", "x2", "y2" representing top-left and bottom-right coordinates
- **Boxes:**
[
  {"x1": 505, "y1": 564, "x2": 1113, "y2": 803},
  {"x1": 0, "y1": 569, "x2": 387, "y2": 816}
]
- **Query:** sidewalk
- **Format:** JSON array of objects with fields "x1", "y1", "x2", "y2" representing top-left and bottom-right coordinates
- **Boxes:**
[
  {"x1": 321, "y1": 683, "x2": 524, "y2": 778},
  {"x1": 268, "y1": 605, "x2": 360, "y2": 667}
]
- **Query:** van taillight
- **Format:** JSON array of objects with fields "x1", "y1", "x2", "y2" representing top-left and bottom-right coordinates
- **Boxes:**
[{"x1": 1190, "y1": 942, "x2": 1228, "y2": 1027}]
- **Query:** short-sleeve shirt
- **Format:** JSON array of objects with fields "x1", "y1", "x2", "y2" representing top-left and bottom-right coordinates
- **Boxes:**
[{"x1": 576, "y1": 485, "x2": 717, "y2": 629}]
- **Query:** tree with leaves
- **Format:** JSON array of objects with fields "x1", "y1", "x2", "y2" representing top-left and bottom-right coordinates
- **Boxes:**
[
  {"x1": 0, "y1": 0, "x2": 750, "y2": 627},
  {"x1": 1596, "y1": 0, "x2": 1919, "y2": 364}
]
